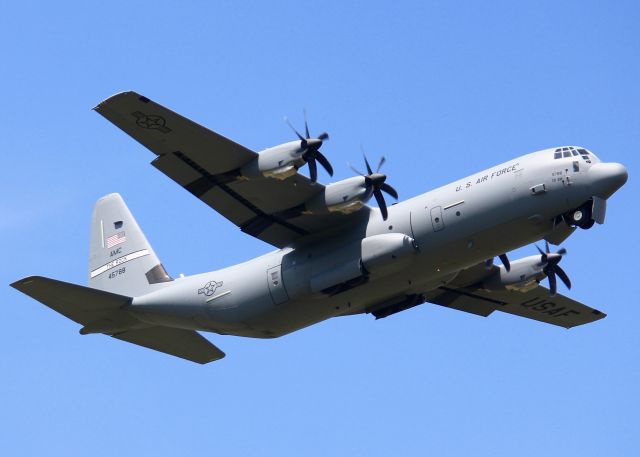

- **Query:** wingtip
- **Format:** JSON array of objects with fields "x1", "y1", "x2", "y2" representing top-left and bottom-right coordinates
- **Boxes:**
[
  {"x1": 202, "y1": 352, "x2": 226, "y2": 364},
  {"x1": 93, "y1": 90, "x2": 144, "y2": 111},
  {"x1": 10, "y1": 276, "x2": 44, "y2": 291}
]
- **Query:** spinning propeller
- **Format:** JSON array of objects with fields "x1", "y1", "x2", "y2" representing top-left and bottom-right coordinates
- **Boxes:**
[
  {"x1": 350, "y1": 151, "x2": 399, "y2": 220},
  {"x1": 285, "y1": 111, "x2": 333, "y2": 182},
  {"x1": 536, "y1": 241, "x2": 571, "y2": 296}
]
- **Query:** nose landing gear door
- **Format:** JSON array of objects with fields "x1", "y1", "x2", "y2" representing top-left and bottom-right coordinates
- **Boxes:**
[
  {"x1": 267, "y1": 265, "x2": 289, "y2": 305},
  {"x1": 430, "y1": 206, "x2": 445, "y2": 232}
]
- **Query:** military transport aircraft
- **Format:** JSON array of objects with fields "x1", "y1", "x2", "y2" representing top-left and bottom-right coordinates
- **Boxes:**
[{"x1": 11, "y1": 92, "x2": 628, "y2": 364}]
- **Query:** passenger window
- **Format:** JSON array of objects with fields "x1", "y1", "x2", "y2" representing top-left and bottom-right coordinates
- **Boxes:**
[
  {"x1": 554, "y1": 152, "x2": 562, "y2": 159},
  {"x1": 563, "y1": 150, "x2": 572, "y2": 158}
]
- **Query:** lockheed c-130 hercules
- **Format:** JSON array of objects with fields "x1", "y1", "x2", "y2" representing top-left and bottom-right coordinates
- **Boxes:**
[{"x1": 11, "y1": 91, "x2": 629, "y2": 364}]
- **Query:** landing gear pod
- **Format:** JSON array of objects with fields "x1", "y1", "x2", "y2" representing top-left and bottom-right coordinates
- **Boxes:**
[{"x1": 361, "y1": 233, "x2": 418, "y2": 276}]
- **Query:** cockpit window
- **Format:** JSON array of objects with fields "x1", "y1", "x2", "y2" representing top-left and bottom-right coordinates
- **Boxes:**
[
  {"x1": 575, "y1": 148, "x2": 592, "y2": 163},
  {"x1": 554, "y1": 146, "x2": 589, "y2": 160}
]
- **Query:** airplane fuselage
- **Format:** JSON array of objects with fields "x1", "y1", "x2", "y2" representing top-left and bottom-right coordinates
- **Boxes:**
[
  {"x1": 130, "y1": 147, "x2": 625, "y2": 338},
  {"x1": 11, "y1": 91, "x2": 628, "y2": 363}
]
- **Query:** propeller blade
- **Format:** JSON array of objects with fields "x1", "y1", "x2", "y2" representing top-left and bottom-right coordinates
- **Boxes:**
[
  {"x1": 545, "y1": 240, "x2": 551, "y2": 254},
  {"x1": 315, "y1": 151, "x2": 334, "y2": 177},
  {"x1": 554, "y1": 265, "x2": 572, "y2": 290},
  {"x1": 374, "y1": 189, "x2": 388, "y2": 220},
  {"x1": 308, "y1": 157, "x2": 318, "y2": 183},
  {"x1": 364, "y1": 155, "x2": 373, "y2": 175},
  {"x1": 499, "y1": 253, "x2": 511, "y2": 272},
  {"x1": 285, "y1": 117, "x2": 305, "y2": 142},
  {"x1": 318, "y1": 132, "x2": 329, "y2": 141},
  {"x1": 380, "y1": 183, "x2": 398, "y2": 200},
  {"x1": 557, "y1": 247, "x2": 567, "y2": 256},
  {"x1": 303, "y1": 109, "x2": 310, "y2": 139},
  {"x1": 349, "y1": 163, "x2": 365, "y2": 176},
  {"x1": 485, "y1": 258, "x2": 495, "y2": 269},
  {"x1": 547, "y1": 269, "x2": 557, "y2": 296},
  {"x1": 535, "y1": 244, "x2": 545, "y2": 256},
  {"x1": 353, "y1": 150, "x2": 397, "y2": 221}
]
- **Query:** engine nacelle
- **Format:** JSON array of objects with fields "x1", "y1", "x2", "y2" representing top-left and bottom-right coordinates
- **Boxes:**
[
  {"x1": 483, "y1": 254, "x2": 545, "y2": 293},
  {"x1": 240, "y1": 141, "x2": 305, "y2": 180},
  {"x1": 305, "y1": 176, "x2": 370, "y2": 214}
]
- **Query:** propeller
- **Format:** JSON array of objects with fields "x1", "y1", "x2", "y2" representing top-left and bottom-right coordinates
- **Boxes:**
[
  {"x1": 536, "y1": 240, "x2": 571, "y2": 296},
  {"x1": 350, "y1": 150, "x2": 399, "y2": 220},
  {"x1": 285, "y1": 111, "x2": 332, "y2": 182},
  {"x1": 485, "y1": 253, "x2": 511, "y2": 272}
]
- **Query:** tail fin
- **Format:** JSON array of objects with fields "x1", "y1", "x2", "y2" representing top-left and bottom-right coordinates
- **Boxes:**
[{"x1": 89, "y1": 193, "x2": 172, "y2": 297}]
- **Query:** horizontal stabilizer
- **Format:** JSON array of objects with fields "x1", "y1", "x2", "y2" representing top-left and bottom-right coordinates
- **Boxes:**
[
  {"x1": 11, "y1": 276, "x2": 130, "y2": 325},
  {"x1": 12, "y1": 276, "x2": 225, "y2": 364},
  {"x1": 112, "y1": 326, "x2": 225, "y2": 364}
]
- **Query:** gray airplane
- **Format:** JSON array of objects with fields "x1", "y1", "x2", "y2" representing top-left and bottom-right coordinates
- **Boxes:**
[{"x1": 11, "y1": 92, "x2": 629, "y2": 364}]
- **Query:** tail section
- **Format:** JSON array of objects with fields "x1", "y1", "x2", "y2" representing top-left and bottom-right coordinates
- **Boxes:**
[
  {"x1": 10, "y1": 193, "x2": 225, "y2": 364},
  {"x1": 89, "y1": 193, "x2": 172, "y2": 297},
  {"x1": 11, "y1": 276, "x2": 132, "y2": 331},
  {"x1": 11, "y1": 276, "x2": 225, "y2": 364}
]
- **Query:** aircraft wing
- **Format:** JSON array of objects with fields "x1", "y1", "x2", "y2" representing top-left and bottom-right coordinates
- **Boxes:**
[
  {"x1": 95, "y1": 91, "x2": 366, "y2": 247},
  {"x1": 424, "y1": 263, "x2": 606, "y2": 328}
]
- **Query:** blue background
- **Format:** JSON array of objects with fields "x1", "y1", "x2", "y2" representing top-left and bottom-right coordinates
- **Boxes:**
[{"x1": 2, "y1": 1, "x2": 638, "y2": 455}]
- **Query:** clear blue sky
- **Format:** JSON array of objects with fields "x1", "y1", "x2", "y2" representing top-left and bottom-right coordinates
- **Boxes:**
[{"x1": 2, "y1": 1, "x2": 639, "y2": 455}]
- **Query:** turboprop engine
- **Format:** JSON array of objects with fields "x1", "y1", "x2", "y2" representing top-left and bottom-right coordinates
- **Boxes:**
[
  {"x1": 483, "y1": 242, "x2": 572, "y2": 296},
  {"x1": 305, "y1": 154, "x2": 399, "y2": 220},
  {"x1": 240, "y1": 141, "x2": 314, "y2": 180},
  {"x1": 240, "y1": 113, "x2": 333, "y2": 182},
  {"x1": 305, "y1": 176, "x2": 371, "y2": 215},
  {"x1": 483, "y1": 255, "x2": 545, "y2": 293}
]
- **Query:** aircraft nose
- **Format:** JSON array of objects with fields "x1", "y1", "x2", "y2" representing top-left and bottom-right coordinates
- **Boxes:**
[{"x1": 588, "y1": 162, "x2": 628, "y2": 198}]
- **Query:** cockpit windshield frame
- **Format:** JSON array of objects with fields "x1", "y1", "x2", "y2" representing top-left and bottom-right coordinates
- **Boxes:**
[{"x1": 553, "y1": 147, "x2": 592, "y2": 163}]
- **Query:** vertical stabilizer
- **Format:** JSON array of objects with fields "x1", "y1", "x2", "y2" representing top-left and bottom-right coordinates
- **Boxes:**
[{"x1": 89, "y1": 193, "x2": 172, "y2": 297}]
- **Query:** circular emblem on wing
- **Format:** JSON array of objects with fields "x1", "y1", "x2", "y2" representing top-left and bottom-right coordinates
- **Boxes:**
[
  {"x1": 131, "y1": 111, "x2": 172, "y2": 133},
  {"x1": 137, "y1": 114, "x2": 166, "y2": 129},
  {"x1": 198, "y1": 281, "x2": 223, "y2": 297}
]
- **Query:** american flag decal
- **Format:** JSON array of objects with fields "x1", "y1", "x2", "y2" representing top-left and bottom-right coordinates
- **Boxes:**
[{"x1": 106, "y1": 231, "x2": 126, "y2": 248}]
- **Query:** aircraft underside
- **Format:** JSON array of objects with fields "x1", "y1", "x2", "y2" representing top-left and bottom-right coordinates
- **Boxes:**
[{"x1": 11, "y1": 93, "x2": 628, "y2": 363}]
